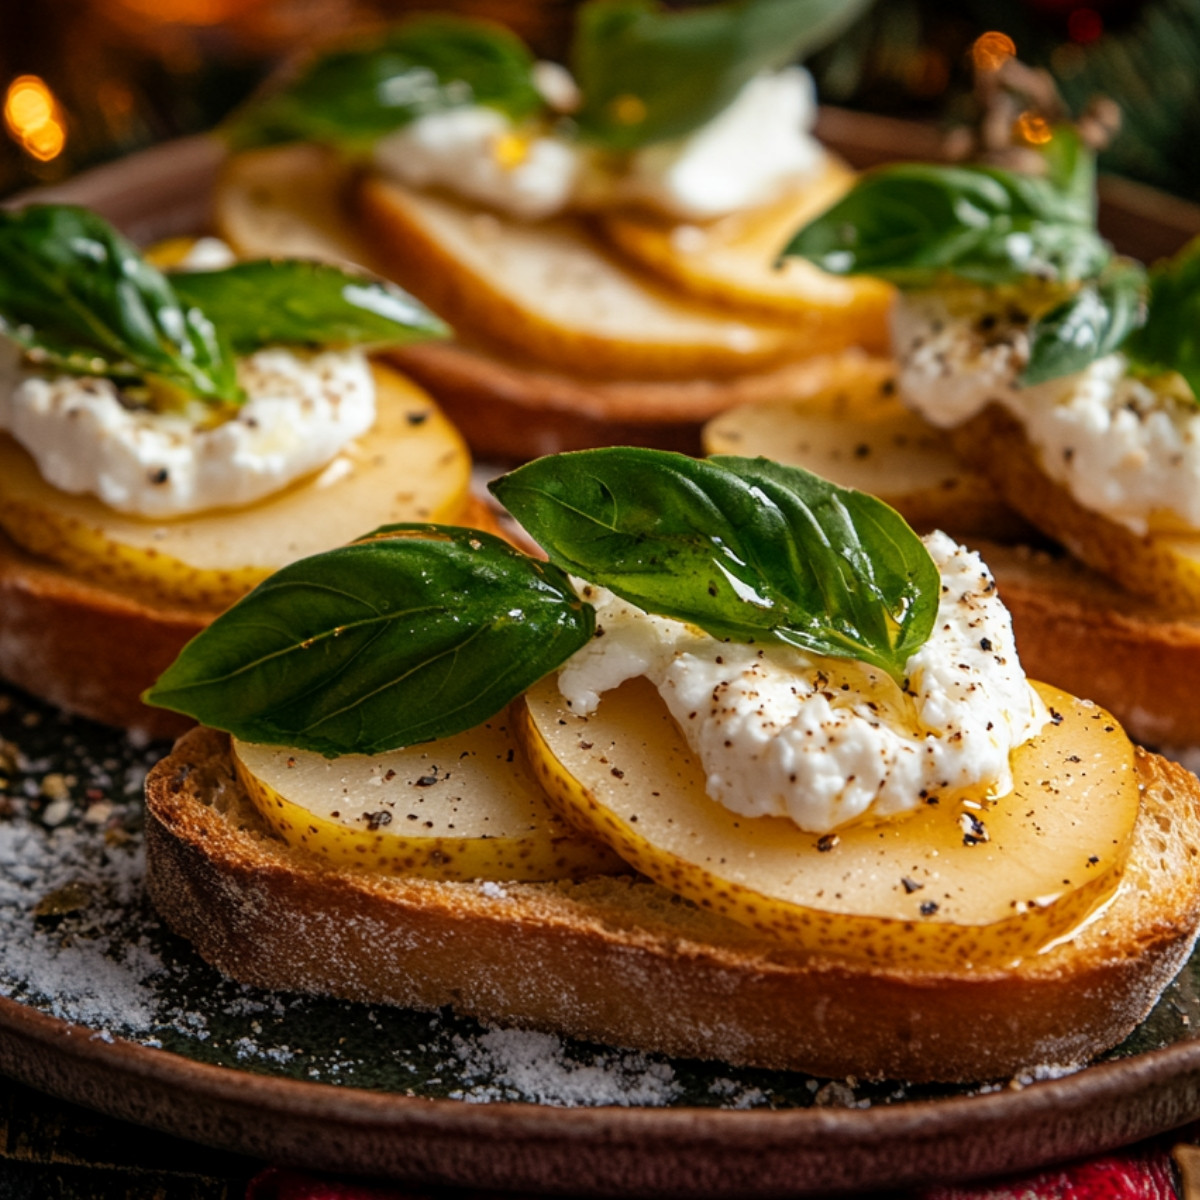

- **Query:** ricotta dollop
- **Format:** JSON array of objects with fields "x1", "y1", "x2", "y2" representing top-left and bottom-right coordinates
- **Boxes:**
[
  {"x1": 893, "y1": 292, "x2": 1200, "y2": 535},
  {"x1": 558, "y1": 532, "x2": 1046, "y2": 834},
  {"x1": 372, "y1": 67, "x2": 824, "y2": 222},
  {"x1": 0, "y1": 346, "x2": 376, "y2": 518}
]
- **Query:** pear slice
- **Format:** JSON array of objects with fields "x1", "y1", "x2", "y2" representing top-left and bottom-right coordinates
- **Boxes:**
[
  {"x1": 516, "y1": 675, "x2": 1139, "y2": 968},
  {"x1": 952, "y1": 404, "x2": 1200, "y2": 611},
  {"x1": 357, "y1": 175, "x2": 812, "y2": 381},
  {"x1": 233, "y1": 712, "x2": 626, "y2": 881},
  {"x1": 599, "y1": 158, "x2": 891, "y2": 347},
  {"x1": 703, "y1": 360, "x2": 1030, "y2": 542},
  {"x1": 0, "y1": 364, "x2": 470, "y2": 610},
  {"x1": 215, "y1": 144, "x2": 384, "y2": 270}
]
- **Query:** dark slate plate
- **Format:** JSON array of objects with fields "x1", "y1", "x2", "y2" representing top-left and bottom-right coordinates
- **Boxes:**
[{"x1": 3, "y1": 128, "x2": 1200, "y2": 1197}]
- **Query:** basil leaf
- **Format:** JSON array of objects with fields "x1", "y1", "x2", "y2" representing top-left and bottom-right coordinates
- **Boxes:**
[
  {"x1": 145, "y1": 526, "x2": 594, "y2": 755},
  {"x1": 571, "y1": 0, "x2": 869, "y2": 151},
  {"x1": 1022, "y1": 261, "x2": 1148, "y2": 386},
  {"x1": 0, "y1": 205, "x2": 243, "y2": 405},
  {"x1": 227, "y1": 17, "x2": 543, "y2": 152},
  {"x1": 1124, "y1": 239, "x2": 1200, "y2": 403},
  {"x1": 782, "y1": 139, "x2": 1111, "y2": 288},
  {"x1": 171, "y1": 261, "x2": 448, "y2": 354},
  {"x1": 491, "y1": 449, "x2": 938, "y2": 683}
]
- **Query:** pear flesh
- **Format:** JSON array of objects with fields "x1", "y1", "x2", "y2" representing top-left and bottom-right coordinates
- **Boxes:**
[
  {"x1": 600, "y1": 157, "x2": 891, "y2": 338},
  {"x1": 0, "y1": 365, "x2": 470, "y2": 610},
  {"x1": 233, "y1": 713, "x2": 626, "y2": 882},
  {"x1": 517, "y1": 675, "x2": 1139, "y2": 968},
  {"x1": 703, "y1": 361, "x2": 1027, "y2": 542}
]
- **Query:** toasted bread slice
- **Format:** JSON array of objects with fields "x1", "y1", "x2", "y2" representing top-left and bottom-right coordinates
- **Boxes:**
[
  {"x1": 387, "y1": 341, "x2": 883, "y2": 459},
  {"x1": 0, "y1": 526, "x2": 208, "y2": 738},
  {"x1": 0, "y1": 493, "x2": 501, "y2": 737},
  {"x1": 145, "y1": 725, "x2": 1200, "y2": 1084}
]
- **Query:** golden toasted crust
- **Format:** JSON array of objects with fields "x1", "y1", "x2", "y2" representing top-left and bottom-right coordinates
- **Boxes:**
[
  {"x1": 0, "y1": 527, "x2": 209, "y2": 737},
  {"x1": 0, "y1": 496, "x2": 501, "y2": 736},
  {"x1": 386, "y1": 342, "x2": 888, "y2": 459},
  {"x1": 144, "y1": 728, "x2": 1200, "y2": 1083}
]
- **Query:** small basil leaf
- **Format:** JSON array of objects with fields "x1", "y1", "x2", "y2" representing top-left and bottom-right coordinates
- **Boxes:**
[
  {"x1": 0, "y1": 205, "x2": 243, "y2": 405},
  {"x1": 227, "y1": 17, "x2": 543, "y2": 152},
  {"x1": 781, "y1": 139, "x2": 1111, "y2": 288},
  {"x1": 571, "y1": 0, "x2": 870, "y2": 152},
  {"x1": 491, "y1": 449, "x2": 938, "y2": 683},
  {"x1": 1022, "y1": 261, "x2": 1148, "y2": 386},
  {"x1": 145, "y1": 526, "x2": 594, "y2": 755},
  {"x1": 171, "y1": 261, "x2": 449, "y2": 354},
  {"x1": 1124, "y1": 238, "x2": 1200, "y2": 403}
]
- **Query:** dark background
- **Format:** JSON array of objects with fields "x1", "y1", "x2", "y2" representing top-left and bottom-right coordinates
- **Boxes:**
[{"x1": 2, "y1": 0, "x2": 1198, "y2": 202}]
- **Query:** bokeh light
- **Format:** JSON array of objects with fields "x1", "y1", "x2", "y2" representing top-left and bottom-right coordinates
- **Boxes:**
[
  {"x1": 972, "y1": 31, "x2": 1017, "y2": 73},
  {"x1": 3, "y1": 76, "x2": 68, "y2": 164}
]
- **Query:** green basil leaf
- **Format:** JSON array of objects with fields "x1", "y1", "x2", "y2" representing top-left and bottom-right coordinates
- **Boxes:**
[
  {"x1": 1124, "y1": 238, "x2": 1200, "y2": 403},
  {"x1": 571, "y1": 0, "x2": 870, "y2": 151},
  {"x1": 145, "y1": 526, "x2": 594, "y2": 755},
  {"x1": 170, "y1": 261, "x2": 448, "y2": 354},
  {"x1": 491, "y1": 449, "x2": 938, "y2": 683},
  {"x1": 1022, "y1": 261, "x2": 1148, "y2": 386},
  {"x1": 0, "y1": 205, "x2": 243, "y2": 405},
  {"x1": 781, "y1": 137, "x2": 1111, "y2": 288},
  {"x1": 227, "y1": 17, "x2": 543, "y2": 152}
]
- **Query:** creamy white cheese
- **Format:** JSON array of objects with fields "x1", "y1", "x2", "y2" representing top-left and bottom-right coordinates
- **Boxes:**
[
  {"x1": 894, "y1": 292, "x2": 1200, "y2": 535},
  {"x1": 0, "y1": 346, "x2": 376, "y2": 518},
  {"x1": 374, "y1": 107, "x2": 583, "y2": 222},
  {"x1": 617, "y1": 68, "x2": 823, "y2": 220},
  {"x1": 373, "y1": 67, "x2": 825, "y2": 222},
  {"x1": 558, "y1": 532, "x2": 1046, "y2": 834}
]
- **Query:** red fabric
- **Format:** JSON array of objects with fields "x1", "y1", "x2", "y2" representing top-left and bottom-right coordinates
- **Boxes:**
[
  {"x1": 919, "y1": 1147, "x2": 1178, "y2": 1199},
  {"x1": 247, "y1": 1144, "x2": 1183, "y2": 1199}
]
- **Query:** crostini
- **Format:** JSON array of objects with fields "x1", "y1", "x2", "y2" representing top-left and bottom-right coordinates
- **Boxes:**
[
  {"x1": 730, "y1": 126, "x2": 1200, "y2": 746},
  {"x1": 0, "y1": 204, "x2": 481, "y2": 735},
  {"x1": 143, "y1": 450, "x2": 1200, "y2": 1082},
  {"x1": 213, "y1": 1, "x2": 892, "y2": 458}
]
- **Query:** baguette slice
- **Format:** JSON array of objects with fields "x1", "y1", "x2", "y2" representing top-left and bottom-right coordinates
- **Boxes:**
[
  {"x1": 145, "y1": 726, "x2": 1200, "y2": 1084},
  {"x1": 0, "y1": 494, "x2": 500, "y2": 737},
  {"x1": 0, "y1": 526, "x2": 207, "y2": 738},
  {"x1": 387, "y1": 340, "x2": 881, "y2": 459}
]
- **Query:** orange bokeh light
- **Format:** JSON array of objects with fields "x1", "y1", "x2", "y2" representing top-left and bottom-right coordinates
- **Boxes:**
[
  {"x1": 1015, "y1": 111, "x2": 1054, "y2": 146},
  {"x1": 972, "y1": 31, "x2": 1017, "y2": 73},
  {"x1": 4, "y1": 75, "x2": 68, "y2": 163}
]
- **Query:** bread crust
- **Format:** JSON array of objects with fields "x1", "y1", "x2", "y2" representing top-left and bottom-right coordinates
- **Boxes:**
[
  {"x1": 387, "y1": 342, "x2": 886, "y2": 459},
  {"x1": 0, "y1": 496, "x2": 500, "y2": 736},
  {"x1": 145, "y1": 728, "x2": 1200, "y2": 1083},
  {"x1": 0, "y1": 528, "x2": 210, "y2": 738}
]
